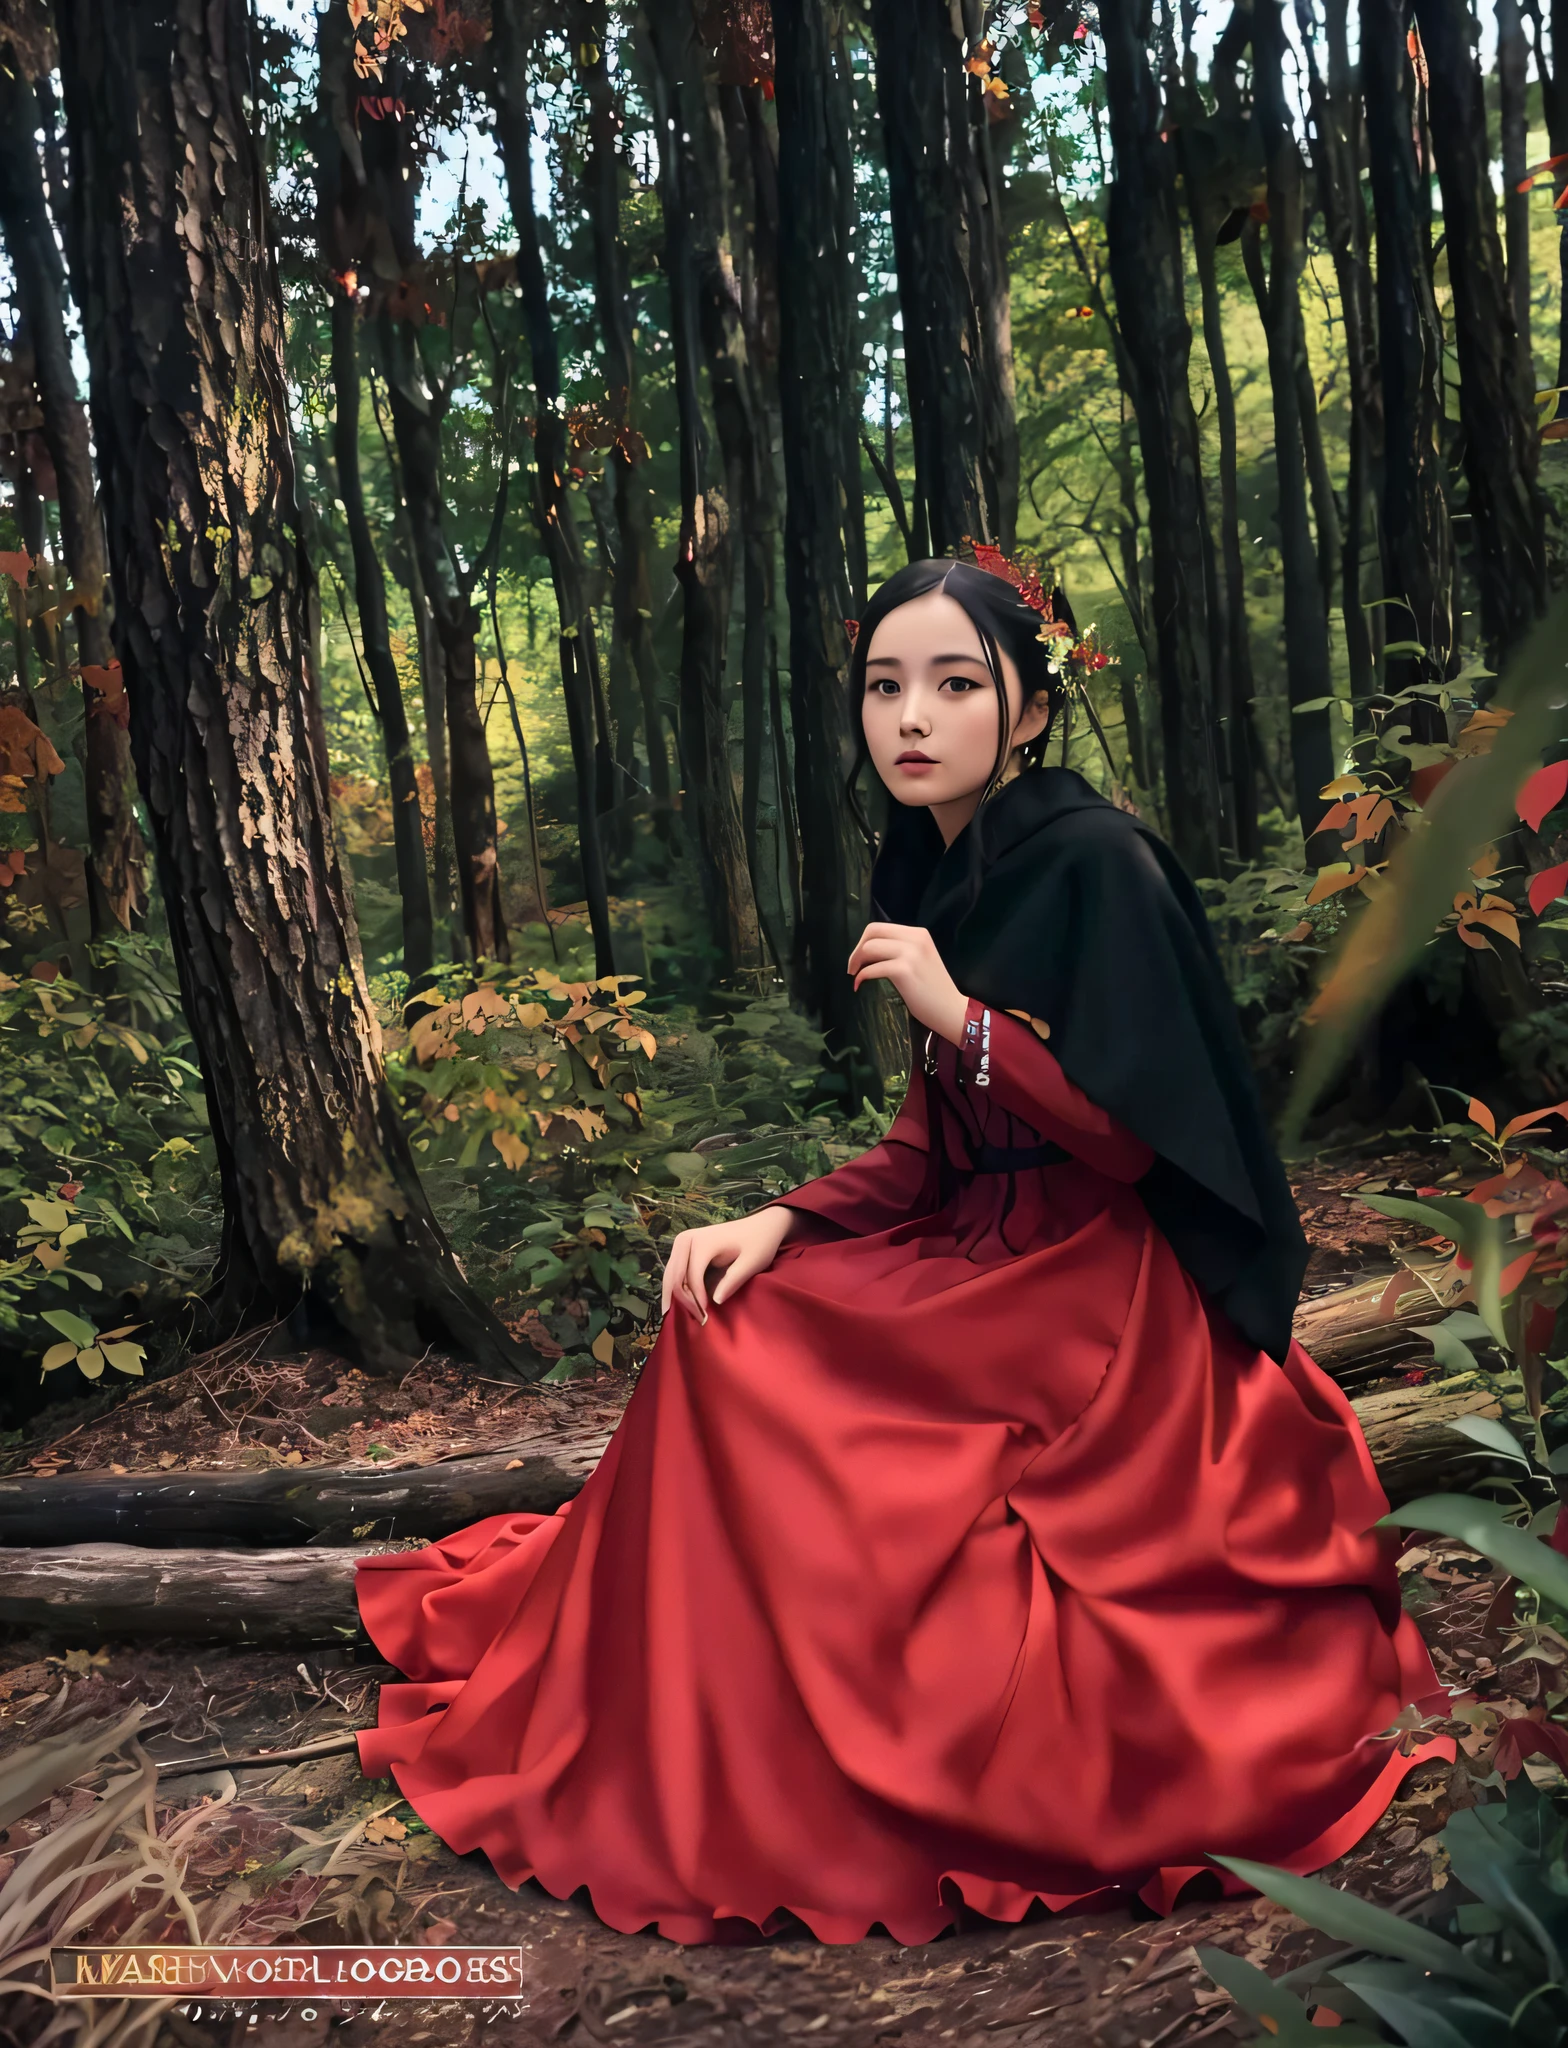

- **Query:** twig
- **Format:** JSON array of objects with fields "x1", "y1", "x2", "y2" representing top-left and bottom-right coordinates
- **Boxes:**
[{"x1": 154, "y1": 1729, "x2": 368, "y2": 1779}]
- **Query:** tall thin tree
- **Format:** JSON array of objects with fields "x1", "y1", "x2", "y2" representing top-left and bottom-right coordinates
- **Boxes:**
[{"x1": 868, "y1": 0, "x2": 1019, "y2": 557}]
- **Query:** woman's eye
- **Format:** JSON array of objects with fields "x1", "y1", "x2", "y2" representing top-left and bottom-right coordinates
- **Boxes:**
[
  {"x1": 942, "y1": 674, "x2": 983, "y2": 693},
  {"x1": 867, "y1": 679, "x2": 899, "y2": 696}
]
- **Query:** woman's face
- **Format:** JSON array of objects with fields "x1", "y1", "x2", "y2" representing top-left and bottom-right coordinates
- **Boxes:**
[{"x1": 860, "y1": 589, "x2": 1051, "y2": 841}]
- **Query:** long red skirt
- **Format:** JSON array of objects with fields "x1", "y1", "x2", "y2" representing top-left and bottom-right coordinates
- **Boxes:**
[{"x1": 355, "y1": 1162, "x2": 1449, "y2": 1945}]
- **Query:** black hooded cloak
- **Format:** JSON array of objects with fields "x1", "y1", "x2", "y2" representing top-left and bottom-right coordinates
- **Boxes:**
[{"x1": 868, "y1": 765, "x2": 1307, "y2": 1366}]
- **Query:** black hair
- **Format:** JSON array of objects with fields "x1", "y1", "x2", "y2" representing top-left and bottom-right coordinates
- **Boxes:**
[{"x1": 843, "y1": 557, "x2": 1078, "y2": 857}]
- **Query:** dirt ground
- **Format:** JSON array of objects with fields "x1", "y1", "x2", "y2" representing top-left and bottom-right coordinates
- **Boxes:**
[{"x1": 0, "y1": 1143, "x2": 1526, "y2": 2048}]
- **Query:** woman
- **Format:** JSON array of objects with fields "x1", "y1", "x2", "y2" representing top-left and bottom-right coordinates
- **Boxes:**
[{"x1": 354, "y1": 557, "x2": 1450, "y2": 1945}]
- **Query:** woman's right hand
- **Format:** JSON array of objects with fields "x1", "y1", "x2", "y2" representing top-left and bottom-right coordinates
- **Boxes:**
[{"x1": 660, "y1": 1205, "x2": 800, "y2": 1324}]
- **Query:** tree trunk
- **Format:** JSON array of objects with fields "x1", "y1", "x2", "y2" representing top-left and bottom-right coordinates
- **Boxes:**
[
  {"x1": 638, "y1": 0, "x2": 764, "y2": 980},
  {"x1": 329, "y1": 299, "x2": 433, "y2": 987},
  {"x1": 1362, "y1": 0, "x2": 1456, "y2": 688},
  {"x1": 54, "y1": 0, "x2": 542, "y2": 1381},
  {"x1": 313, "y1": 10, "x2": 433, "y2": 988},
  {"x1": 1099, "y1": 0, "x2": 1224, "y2": 878},
  {"x1": 1180, "y1": 141, "x2": 1260, "y2": 859},
  {"x1": 1498, "y1": 0, "x2": 1535, "y2": 382},
  {"x1": 1304, "y1": 0, "x2": 1382, "y2": 710},
  {"x1": 488, "y1": 0, "x2": 618, "y2": 979},
  {"x1": 378, "y1": 319, "x2": 508, "y2": 968},
  {"x1": 1413, "y1": 0, "x2": 1548, "y2": 662},
  {"x1": 1245, "y1": 4, "x2": 1339, "y2": 857},
  {"x1": 572, "y1": 0, "x2": 673, "y2": 836},
  {"x1": 774, "y1": 0, "x2": 903, "y2": 1100},
  {"x1": 868, "y1": 0, "x2": 1018, "y2": 555},
  {"x1": 0, "y1": 46, "x2": 145, "y2": 939}
]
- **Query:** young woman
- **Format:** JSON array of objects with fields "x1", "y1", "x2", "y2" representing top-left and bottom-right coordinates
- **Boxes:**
[{"x1": 354, "y1": 557, "x2": 1451, "y2": 1945}]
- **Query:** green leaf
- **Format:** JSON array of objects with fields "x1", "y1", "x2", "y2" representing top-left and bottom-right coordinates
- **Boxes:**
[
  {"x1": 99, "y1": 1341, "x2": 145, "y2": 1377},
  {"x1": 21, "y1": 1197, "x2": 69, "y2": 1234},
  {"x1": 74, "y1": 1347, "x2": 104, "y2": 1380},
  {"x1": 1332, "y1": 1963, "x2": 1513, "y2": 2048},
  {"x1": 1206, "y1": 1855, "x2": 1505, "y2": 1993},
  {"x1": 1426, "y1": 1324, "x2": 1481, "y2": 1376},
  {"x1": 39, "y1": 1308, "x2": 96, "y2": 1348},
  {"x1": 1358, "y1": 1195, "x2": 1507, "y2": 1343},
  {"x1": 1194, "y1": 1946, "x2": 1319, "y2": 2043},
  {"x1": 1291, "y1": 697, "x2": 1338, "y2": 714},
  {"x1": 1446, "y1": 1415, "x2": 1534, "y2": 1467},
  {"x1": 1381, "y1": 639, "x2": 1431, "y2": 657},
  {"x1": 1377, "y1": 1494, "x2": 1568, "y2": 1611},
  {"x1": 84, "y1": 1196, "x2": 134, "y2": 1240}
]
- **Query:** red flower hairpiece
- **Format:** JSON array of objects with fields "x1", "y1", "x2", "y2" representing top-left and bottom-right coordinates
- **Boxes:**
[
  {"x1": 962, "y1": 537, "x2": 1054, "y2": 617},
  {"x1": 844, "y1": 618, "x2": 860, "y2": 647}
]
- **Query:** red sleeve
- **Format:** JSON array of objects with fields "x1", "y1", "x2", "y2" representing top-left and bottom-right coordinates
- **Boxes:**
[
  {"x1": 756, "y1": 1071, "x2": 931, "y2": 1239},
  {"x1": 958, "y1": 998, "x2": 1155, "y2": 1184}
]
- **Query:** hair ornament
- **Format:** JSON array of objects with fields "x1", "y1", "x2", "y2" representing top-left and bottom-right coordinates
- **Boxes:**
[
  {"x1": 843, "y1": 617, "x2": 860, "y2": 647},
  {"x1": 956, "y1": 538, "x2": 1116, "y2": 694}
]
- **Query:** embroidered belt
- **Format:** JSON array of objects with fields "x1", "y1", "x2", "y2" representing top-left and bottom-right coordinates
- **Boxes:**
[{"x1": 968, "y1": 1139, "x2": 1071, "y2": 1173}]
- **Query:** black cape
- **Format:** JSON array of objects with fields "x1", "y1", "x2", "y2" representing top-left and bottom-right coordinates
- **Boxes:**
[{"x1": 868, "y1": 766, "x2": 1307, "y2": 1365}]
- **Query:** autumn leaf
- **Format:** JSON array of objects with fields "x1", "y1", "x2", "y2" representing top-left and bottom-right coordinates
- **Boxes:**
[
  {"x1": 0, "y1": 549, "x2": 33, "y2": 586},
  {"x1": 1529, "y1": 860, "x2": 1568, "y2": 916},
  {"x1": 1518, "y1": 757, "x2": 1568, "y2": 831}
]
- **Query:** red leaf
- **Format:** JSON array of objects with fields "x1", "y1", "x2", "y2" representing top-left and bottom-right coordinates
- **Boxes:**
[
  {"x1": 1469, "y1": 1096, "x2": 1497, "y2": 1136},
  {"x1": 1530, "y1": 861, "x2": 1568, "y2": 917},
  {"x1": 1493, "y1": 1711, "x2": 1568, "y2": 1780},
  {"x1": 1518, "y1": 758, "x2": 1568, "y2": 831},
  {"x1": 1409, "y1": 759, "x2": 1456, "y2": 807},
  {"x1": 0, "y1": 549, "x2": 33, "y2": 586}
]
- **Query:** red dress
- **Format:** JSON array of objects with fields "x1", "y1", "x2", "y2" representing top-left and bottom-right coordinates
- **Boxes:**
[{"x1": 354, "y1": 1002, "x2": 1451, "y2": 1944}]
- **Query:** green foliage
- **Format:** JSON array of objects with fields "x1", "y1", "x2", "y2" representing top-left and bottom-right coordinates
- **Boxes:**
[
  {"x1": 1199, "y1": 1776, "x2": 1568, "y2": 2046},
  {"x1": 0, "y1": 939, "x2": 217, "y2": 1380}
]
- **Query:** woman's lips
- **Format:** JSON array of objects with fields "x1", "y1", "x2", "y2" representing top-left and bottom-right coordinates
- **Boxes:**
[{"x1": 895, "y1": 753, "x2": 936, "y2": 768}]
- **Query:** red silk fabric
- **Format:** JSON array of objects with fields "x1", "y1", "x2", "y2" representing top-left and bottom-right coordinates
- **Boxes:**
[{"x1": 355, "y1": 1007, "x2": 1451, "y2": 1944}]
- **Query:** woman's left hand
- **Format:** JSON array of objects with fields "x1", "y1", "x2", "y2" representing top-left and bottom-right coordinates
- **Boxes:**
[{"x1": 848, "y1": 923, "x2": 969, "y2": 1044}]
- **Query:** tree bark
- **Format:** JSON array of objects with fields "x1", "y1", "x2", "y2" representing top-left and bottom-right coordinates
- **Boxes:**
[
  {"x1": 1362, "y1": 0, "x2": 1456, "y2": 688},
  {"x1": 488, "y1": 0, "x2": 618, "y2": 979},
  {"x1": 1301, "y1": 0, "x2": 1382, "y2": 709},
  {"x1": 0, "y1": 45, "x2": 146, "y2": 938},
  {"x1": 638, "y1": 0, "x2": 764, "y2": 980},
  {"x1": 1246, "y1": 4, "x2": 1339, "y2": 857},
  {"x1": 1412, "y1": 0, "x2": 1548, "y2": 662},
  {"x1": 329, "y1": 300, "x2": 433, "y2": 986},
  {"x1": 314, "y1": 11, "x2": 432, "y2": 988},
  {"x1": 1178, "y1": 132, "x2": 1259, "y2": 859},
  {"x1": 1498, "y1": 0, "x2": 1536, "y2": 382},
  {"x1": 0, "y1": 1425, "x2": 611, "y2": 1549},
  {"x1": 378, "y1": 319, "x2": 509, "y2": 968},
  {"x1": 1099, "y1": 0, "x2": 1224, "y2": 878},
  {"x1": 773, "y1": 0, "x2": 903, "y2": 1099},
  {"x1": 868, "y1": 0, "x2": 1018, "y2": 555},
  {"x1": 54, "y1": 0, "x2": 542, "y2": 1381},
  {"x1": 572, "y1": 0, "x2": 673, "y2": 836}
]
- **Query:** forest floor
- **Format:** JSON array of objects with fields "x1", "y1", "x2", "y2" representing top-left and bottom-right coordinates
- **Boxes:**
[{"x1": 0, "y1": 1142, "x2": 1535, "y2": 2048}]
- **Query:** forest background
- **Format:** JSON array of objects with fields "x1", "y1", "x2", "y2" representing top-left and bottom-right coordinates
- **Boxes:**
[{"x1": 0, "y1": 0, "x2": 1565, "y2": 1401}]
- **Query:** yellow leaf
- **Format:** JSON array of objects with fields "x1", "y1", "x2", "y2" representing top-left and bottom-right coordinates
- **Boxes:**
[
  {"x1": 32, "y1": 1242, "x2": 67, "y2": 1271},
  {"x1": 99, "y1": 1341, "x2": 146, "y2": 1376},
  {"x1": 40, "y1": 1342, "x2": 78, "y2": 1372},
  {"x1": 491, "y1": 1129, "x2": 530, "y2": 1170},
  {"x1": 1307, "y1": 864, "x2": 1365, "y2": 904},
  {"x1": 75, "y1": 1347, "x2": 104, "y2": 1380},
  {"x1": 512, "y1": 1002, "x2": 548, "y2": 1027},
  {"x1": 591, "y1": 1329, "x2": 616, "y2": 1366},
  {"x1": 157, "y1": 1450, "x2": 177, "y2": 1469}
]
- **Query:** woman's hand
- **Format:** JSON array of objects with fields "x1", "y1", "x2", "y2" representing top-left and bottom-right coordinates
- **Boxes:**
[
  {"x1": 660, "y1": 1206, "x2": 800, "y2": 1324},
  {"x1": 848, "y1": 922, "x2": 969, "y2": 1044}
]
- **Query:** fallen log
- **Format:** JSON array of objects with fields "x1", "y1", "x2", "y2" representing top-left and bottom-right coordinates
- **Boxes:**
[
  {"x1": 1293, "y1": 1273, "x2": 1445, "y2": 1388},
  {"x1": 0, "y1": 1381, "x2": 1523, "y2": 1645},
  {"x1": 0, "y1": 1423, "x2": 612, "y2": 1550},
  {"x1": 0, "y1": 1543, "x2": 370, "y2": 1645}
]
